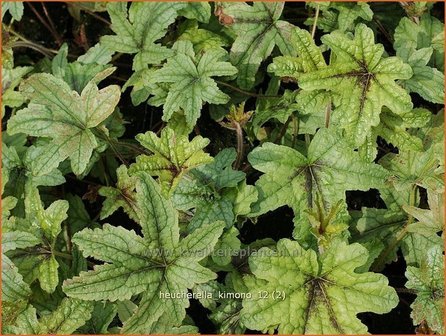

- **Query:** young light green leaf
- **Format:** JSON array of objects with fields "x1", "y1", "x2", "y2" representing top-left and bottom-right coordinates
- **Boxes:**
[
  {"x1": 299, "y1": 24, "x2": 413, "y2": 146},
  {"x1": 130, "y1": 126, "x2": 212, "y2": 195},
  {"x1": 7, "y1": 73, "x2": 120, "y2": 175},
  {"x1": 241, "y1": 239, "x2": 398, "y2": 333},
  {"x1": 151, "y1": 40, "x2": 237, "y2": 126},
  {"x1": 216, "y1": 2, "x2": 296, "y2": 89},
  {"x1": 63, "y1": 173, "x2": 224, "y2": 333},
  {"x1": 178, "y1": 21, "x2": 229, "y2": 54},
  {"x1": 405, "y1": 245, "x2": 444, "y2": 334}
]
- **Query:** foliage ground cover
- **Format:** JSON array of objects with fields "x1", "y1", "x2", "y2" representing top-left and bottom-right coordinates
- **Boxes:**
[{"x1": 1, "y1": 1, "x2": 445, "y2": 334}]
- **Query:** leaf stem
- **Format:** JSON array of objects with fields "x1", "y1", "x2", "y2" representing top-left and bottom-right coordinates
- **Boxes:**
[
  {"x1": 292, "y1": 115, "x2": 299, "y2": 148},
  {"x1": 311, "y1": 4, "x2": 320, "y2": 38},
  {"x1": 234, "y1": 122, "x2": 244, "y2": 170},
  {"x1": 27, "y1": 2, "x2": 63, "y2": 46},
  {"x1": 215, "y1": 80, "x2": 280, "y2": 98},
  {"x1": 274, "y1": 115, "x2": 292, "y2": 144}
]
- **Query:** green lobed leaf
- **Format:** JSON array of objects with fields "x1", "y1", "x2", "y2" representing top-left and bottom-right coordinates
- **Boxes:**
[
  {"x1": 130, "y1": 126, "x2": 213, "y2": 195},
  {"x1": 299, "y1": 24, "x2": 413, "y2": 146},
  {"x1": 241, "y1": 239, "x2": 398, "y2": 333},
  {"x1": 7, "y1": 73, "x2": 120, "y2": 175},
  {"x1": 216, "y1": 2, "x2": 296, "y2": 89},
  {"x1": 173, "y1": 148, "x2": 246, "y2": 231},
  {"x1": 248, "y1": 128, "x2": 389, "y2": 221},
  {"x1": 63, "y1": 172, "x2": 224, "y2": 333},
  {"x1": 151, "y1": 40, "x2": 237, "y2": 126}
]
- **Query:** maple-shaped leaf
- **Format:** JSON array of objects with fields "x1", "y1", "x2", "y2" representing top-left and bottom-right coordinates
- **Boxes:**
[
  {"x1": 299, "y1": 24, "x2": 413, "y2": 146},
  {"x1": 63, "y1": 172, "x2": 224, "y2": 333},
  {"x1": 5, "y1": 299, "x2": 93, "y2": 334},
  {"x1": 7, "y1": 73, "x2": 120, "y2": 175},
  {"x1": 394, "y1": 15, "x2": 444, "y2": 103},
  {"x1": 102, "y1": 3, "x2": 211, "y2": 70},
  {"x1": 405, "y1": 245, "x2": 444, "y2": 334},
  {"x1": 216, "y1": 2, "x2": 296, "y2": 89},
  {"x1": 240, "y1": 239, "x2": 398, "y2": 334},
  {"x1": 129, "y1": 126, "x2": 213, "y2": 195},
  {"x1": 248, "y1": 128, "x2": 389, "y2": 218},
  {"x1": 101, "y1": 2, "x2": 178, "y2": 70},
  {"x1": 151, "y1": 40, "x2": 237, "y2": 126},
  {"x1": 98, "y1": 165, "x2": 138, "y2": 222},
  {"x1": 379, "y1": 146, "x2": 444, "y2": 195},
  {"x1": 173, "y1": 148, "x2": 245, "y2": 231}
]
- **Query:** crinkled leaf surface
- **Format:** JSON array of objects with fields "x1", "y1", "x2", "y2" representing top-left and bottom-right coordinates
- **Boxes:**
[
  {"x1": 248, "y1": 128, "x2": 389, "y2": 218},
  {"x1": 379, "y1": 146, "x2": 444, "y2": 194},
  {"x1": 216, "y1": 2, "x2": 296, "y2": 89},
  {"x1": 405, "y1": 245, "x2": 444, "y2": 334},
  {"x1": 241, "y1": 239, "x2": 398, "y2": 334},
  {"x1": 151, "y1": 41, "x2": 237, "y2": 126},
  {"x1": 63, "y1": 172, "x2": 224, "y2": 333},
  {"x1": 7, "y1": 299, "x2": 93, "y2": 335},
  {"x1": 129, "y1": 126, "x2": 212, "y2": 195},
  {"x1": 7, "y1": 73, "x2": 120, "y2": 175},
  {"x1": 299, "y1": 24, "x2": 413, "y2": 146},
  {"x1": 99, "y1": 165, "x2": 138, "y2": 221},
  {"x1": 173, "y1": 148, "x2": 245, "y2": 231},
  {"x1": 101, "y1": 2, "x2": 179, "y2": 69}
]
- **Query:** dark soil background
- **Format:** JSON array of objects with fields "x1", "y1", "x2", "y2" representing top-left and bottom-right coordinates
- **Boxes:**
[{"x1": 5, "y1": 2, "x2": 444, "y2": 334}]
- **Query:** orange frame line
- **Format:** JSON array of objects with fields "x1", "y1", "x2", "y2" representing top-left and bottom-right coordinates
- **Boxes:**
[{"x1": 0, "y1": 0, "x2": 444, "y2": 335}]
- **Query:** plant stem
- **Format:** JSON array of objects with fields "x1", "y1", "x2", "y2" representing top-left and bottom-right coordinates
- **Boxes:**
[
  {"x1": 41, "y1": 3, "x2": 62, "y2": 45},
  {"x1": 53, "y1": 250, "x2": 96, "y2": 268},
  {"x1": 27, "y1": 2, "x2": 63, "y2": 46},
  {"x1": 234, "y1": 122, "x2": 244, "y2": 170},
  {"x1": 292, "y1": 115, "x2": 299, "y2": 148},
  {"x1": 215, "y1": 80, "x2": 280, "y2": 98},
  {"x1": 274, "y1": 116, "x2": 292, "y2": 144},
  {"x1": 311, "y1": 4, "x2": 320, "y2": 38}
]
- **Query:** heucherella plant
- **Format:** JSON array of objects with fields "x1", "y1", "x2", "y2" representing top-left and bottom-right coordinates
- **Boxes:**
[{"x1": 2, "y1": 2, "x2": 444, "y2": 334}]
